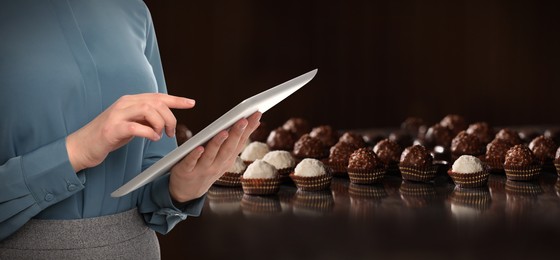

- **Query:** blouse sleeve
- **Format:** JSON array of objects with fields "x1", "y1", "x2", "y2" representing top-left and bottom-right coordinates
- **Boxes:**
[
  {"x1": 136, "y1": 7, "x2": 205, "y2": 235},
  {"x1": 0, "y1": 137, "x2": 85, "y2": 241}
]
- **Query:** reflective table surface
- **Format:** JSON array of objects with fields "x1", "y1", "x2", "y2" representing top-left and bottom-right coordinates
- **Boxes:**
[{"x1": 159, "y1": 169, "x2": 560, "y2": 259}]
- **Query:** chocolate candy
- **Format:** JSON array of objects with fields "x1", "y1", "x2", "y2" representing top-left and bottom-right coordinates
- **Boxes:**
[
  {"x1": 348, "y1": 147, "x2": 381, "y2": 170},
  {"x1": 282, "y1": 117, "x2": 311, "y2": 138},
  {"x1": 440, "y1": 114, "x2": 467, "y2": 135},
  {"x1": 529, "y1": 135, "x2": 558, "y2": 160},
  {"x1": 329, "y1": 142, "x2": 357, "y2": 165},
  {"x1": 293, "y1": 134, "x2": 328, "y2": 159},
  {"x1": 401, "y1": 117, "x2": 427, "y2": 138},
  {"x1": 309, "y1": 125, "x2": 339, "y2": 147},
  {"x1": 389, "y1": 130, "x2": 414, "y2": 148},
  {"x1": 485, "y1": 139, "x2": 513, "y2": 162},
  {"x1": 267, "y1": 127, "x2": 296, "y2": 151},
  {"x1": 338, "y1": 132, "x2": 367, "y2": 149},
  {"x1": 176, "y1": 124, "x2": 193, "y2": 145},
  {"x1": 466, "y1": 122, "x2": 494, "y2": 144},
  {"x1": 249, "y1": 121, "x2": 269, "y2": 143},
  {"x1": 373, "y1": 139, "x2": 402, "y2": 165},
  {"x1": 451, "y1": 131, "x2": 484, "y2": 156},
  {"x1": 495, "y1": 128, "x2": 522, "y2": 146},
  {"x1": 400, "y1": 145, "x2": 433, "y2": 168},
  {"x1": 424, "y1": 123, "x2": 453, "y2": 148},
  {"x1": 504, "y1": 144, "x2": 535, "y2": 167}
]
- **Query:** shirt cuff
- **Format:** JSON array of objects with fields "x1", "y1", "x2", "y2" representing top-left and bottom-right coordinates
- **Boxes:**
[{"x1": 150, "y1": 174, "x2": 205, "y2": 218}]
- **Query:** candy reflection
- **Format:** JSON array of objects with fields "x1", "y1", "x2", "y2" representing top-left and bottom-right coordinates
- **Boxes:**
[
  {"x1": 292, "y1": 190, "x2": 334, "y2": 217},
  {"x1": 349, "y1": 183, "x2": 387, "y2": 218},
  {"x1": 399, "y1": 181, "x2": 436, "y2": 208},
  {"x1": 505, "y1": 180, "x2": 543, "y2": 219},
  {"x1": 450, "y1": 187, "x2": 492, "y2": 220},
  {"x1": 207, "y1": 186, "x2": 243, "y2": 215},
  {"x1": 241, "y1": 194, "x2": 282, "y2": 217}
]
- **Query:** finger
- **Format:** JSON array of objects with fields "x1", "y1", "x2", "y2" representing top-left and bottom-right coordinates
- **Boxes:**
[
  {"x1": 151, "y1": 101, "x2": 178, "y2": 137},
  {"x1": 197, "y1": 130, "x2": 228, "y2": 167},
  {"x1": 116, "y1": 122, "x2": 160, "y2": 141},
  {"x1": 213, "y1": 118, "x2": 248, "y2": 166},
  {"x1": 176, "y1": 146, "x2": 204, "y2": 173},
  {"x1": 133, "y1": 93, "x2": 196, "y2": 110},
  {"x1": 233, "y1": 112, "x2": 262, "y2": 155},
  {"x1": 123, "y1": 103, "x2": 166, "y2": 137}
]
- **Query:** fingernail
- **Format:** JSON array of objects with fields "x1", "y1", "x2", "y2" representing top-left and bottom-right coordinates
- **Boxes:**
[
  {"x1": 185, "y1": 98, "x2": 196, "y2": 105},
  {"x1": 153, "y1": 133, "x2": 161, "y2": 140},
  {"x1": 221, "y1": 132, "x2": 229, "y2": 141},
  {"x1": 238, "y1": 120, "x2": 248, "y2": 130}
]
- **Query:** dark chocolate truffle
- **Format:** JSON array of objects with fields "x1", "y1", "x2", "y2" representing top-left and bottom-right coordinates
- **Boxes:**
[
  {"x1": 504, "y1": 144, "x2": 535, "y2": 167},
  {"x1": 529, "y1": 135, "x2": 558, "y2": 161},
  {"x1": 440, "y1": 114, "x2": 467, "y2": 135},
  {"x1": 545, "y1": 128, "x2": 560, "y2": 145},
  {"x1": 348, "y1": 148, "x2": 381, "y2": 170},
  {"x1": 451, "y1": 131, "x2": 484, "y2": 156},
  {"x1": 495, "y1": 128, "x2": 522, "y2": 146},
  {"x1": 293, "y1": 134, "x2": 328, "y2": 159},
  {"x1": 485, "y1": 139, "x2": 513, "y2": 163},
  {"x1": 466, "y1": 122, "x2": 494, "y2": 144},
  {"x1": 282, "y1": 117, "x2": 311, "y2": 138},
  {"x1": 373, "y1": 139, "x2": 402, "y2": 165},
  {"x1": 309, "y1": 125, "x2": 339, "y2": 147},
  {"x1": 267, "y1": 127, "x2": 296, "y2": 151},
  {"x1": 401, "y1": 117, "x2": 427, "y2": 138},
  {"x1": 328, "y1": 142, "x2": 357, "y2": 165},
  {"x1": 338, "y1": 132, "x2": 367, "y2": 148},
  {"x1": 249, "y1": 121, "x2": 269, "y2": 143},
  {"x1": 424, "y1": 123, "x2": 453, "y2": 148},
  {"x1": 400, "y1": 145, "x2": 433, "y2": 168},
  {"x1": 176, "y1": 124, "x2": 193, "y2": 145},
  {"x1": 389, "y1": 130, "x2": 414, "y2": 148}
]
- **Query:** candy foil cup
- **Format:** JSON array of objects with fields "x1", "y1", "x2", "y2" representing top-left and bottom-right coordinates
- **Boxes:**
[
  {"x1": 399, "y1": 164, "x2": 439, "y2": 183},
  {"x1": 289, "y1": 171, "x2": 333, "y2": 191},
  {"x1": 214, "y1": 172, "x2": 243, "y2": 187},
  {"x1": 240, "y1": 177, "x2": 281, "y2": 195},
  {"x1": 347, "y1": 167, "x2": 386, "y2": 184},
  {"x1": 555, "y1": 163, "x2": 560, "y2": 176},
  {"x1": 504, "y1": 164, "x2": 542, "y2": 181},
  {"x1": 448, "y1": 169, "x2": 490, "y2": 188}
]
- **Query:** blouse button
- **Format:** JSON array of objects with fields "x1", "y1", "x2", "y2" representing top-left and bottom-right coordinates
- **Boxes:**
[
  {"x1": 44, "y1": 193, "x2": 54, "y2": 202},
  {"x1": 67, "y1": 184, "x2": 78, "y2": 191}
]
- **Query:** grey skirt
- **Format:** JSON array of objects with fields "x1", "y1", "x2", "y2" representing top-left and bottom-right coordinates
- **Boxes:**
[{"x1": 0, "y1": 208, "x2": 160, "y2": 259}]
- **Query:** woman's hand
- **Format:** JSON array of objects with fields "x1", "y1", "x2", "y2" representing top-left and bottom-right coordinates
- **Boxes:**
[
  {"x1": 66, "y1": 93, "x2": 196, "y2": 172},
  {"x1": 169, "y1": 112, "x2": 261, "y2": 203}
]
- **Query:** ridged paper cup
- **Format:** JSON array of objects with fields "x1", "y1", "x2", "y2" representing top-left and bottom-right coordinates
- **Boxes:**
[
  {"x1": 447, "y1": 168, "x2": 490, "y2": 188},
  {"x1": 348, "y1": 183, "x2": 387, "y2": 200},
  {"x1": 504, "y1": 164, "x2": 542, "y2": 181},
  {"x1": 399, "y1": 181, "x2": 436, "y2": 208},
  {"x1": 450, "y1": 186, "x2": 492, "y2": 210},
  {"x1": 293, "y1": 190, "x2": 334, "y2": 215},
  {"x1": 214, "y1": 172, "x2": 243, "y2": 187},
  {"x1": 240, "y1": 194, "x2": 282, "y2": 216},
  {"x1": 505, "y1": 180, "x2": 543, "y2": 196},
  {"x1": 347, "y1": 167, "x2": 386, "y2": 184},
  {"x1": 289, "y1": 171, "x2": 333, "y2": 192},
  {"x1": 240, "y1": 176, "x2": 281, "y2": 195},
  {"x1": 399, "y1": 164, "x2": 439, "y2": 183}
]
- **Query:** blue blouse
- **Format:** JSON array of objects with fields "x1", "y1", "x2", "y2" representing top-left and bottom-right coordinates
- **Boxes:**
[{"x1": 0, "y1": 0, "x2": 204, "y2": 241}]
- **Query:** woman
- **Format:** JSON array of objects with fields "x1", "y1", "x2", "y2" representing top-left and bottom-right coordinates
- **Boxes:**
[{"x1": 0, "y1": 0, "x2": 260, "y2": 258}]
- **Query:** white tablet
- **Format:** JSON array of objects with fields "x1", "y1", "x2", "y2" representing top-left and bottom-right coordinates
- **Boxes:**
[{"x1": 111, "y1": 69, "x2": 318, "y2": 197}]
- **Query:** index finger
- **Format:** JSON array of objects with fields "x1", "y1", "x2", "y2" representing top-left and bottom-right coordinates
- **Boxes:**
[{"x1": 136, "y1": 93, "x2": 196, "y2": 109}]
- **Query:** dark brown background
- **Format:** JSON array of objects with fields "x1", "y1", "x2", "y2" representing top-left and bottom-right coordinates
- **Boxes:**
[
  {"x1": 142, "y1": 1, "x2": 560, "y2": 259},
  {"x1": 145, "y1": 0, "x2": 559, "y2": 133}
]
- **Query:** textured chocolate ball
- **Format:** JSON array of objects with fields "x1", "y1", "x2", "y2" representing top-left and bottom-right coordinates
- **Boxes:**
[
  {"x1": 309, "y1": 125, "x2": 339, "y2": 147},
  {"x1": 451, "y1": 131, "x2": 484, "y2": 156},
  {"x1": 485, "y1": 139, "x2": 513, "y2": 162},
  {"x1": 529, "y1": 135, "x2": 558, "y2": 160},
  {"x1": 267, "y1": 127, "x2": 296, "y2": 151},
  {"x1": 249, "y1": 121, "x2": 269, "y2": 143},
  {"x1": 545, "y1": 128, "x2": 560, "y2": 145},
  {"x1": 401, "y1": 117, "x2": 427, "y2": 137},
  {"x1": 440, "y1": 114, "x2": 467, "y2": 135},
  {"x1": 348, "y1": 148, "x2": 381, "y2": 170},
  {"x1": 293, "y1": 134, "x2": 328, "y2": 159},
  {"x1": 329, "y1": 142, "x2": 358, "y2": 165},
  {"x1": 338, "y1": 132, "x2": 367, "y2": 148},
  {"x1": 176, "y1": 124, "x2": 193, "y2": 145},
  {"x1": 424, "y1": 123, "x2": 453, "y2": 148},
  {"x1": 400, "y1": 145, "x2": 433, "y2": 168},
  {"x1": 389, "y1": 130, "x2": 414, "y2": 148},
  {"x1": 495, "y1": 128, "x2": 522, "y2": 146},
  {"x1": 282, "y1": 117, "x2": 311, "y2": 138},
  {"x1": 466, "y1": 122, "x2": 494, "y2": 144},
  {"x1": 504, "y1": 144, "x2": 535, "y2": 167},
  {"x1": 373, "y1": 139, "x2": 402, "y2": 165}
]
